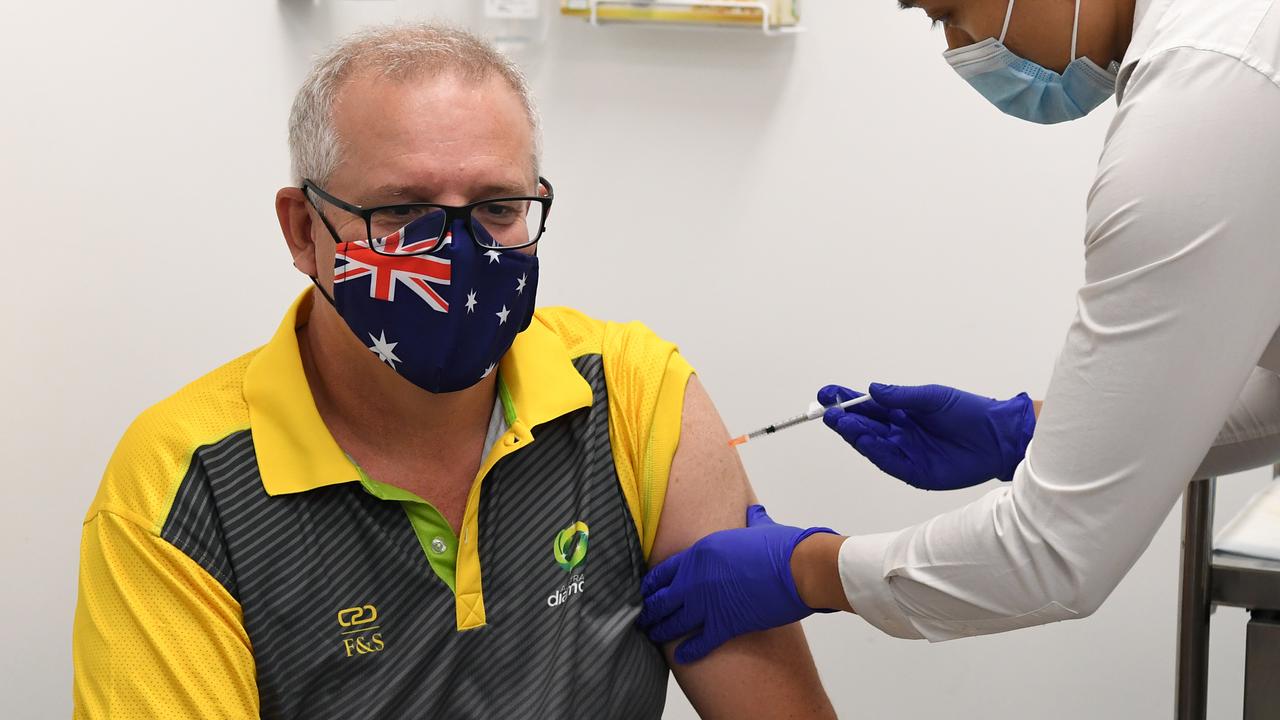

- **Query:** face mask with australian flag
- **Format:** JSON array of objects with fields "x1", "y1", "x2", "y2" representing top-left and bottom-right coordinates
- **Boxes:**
[{"x1": 327, "y1": 213, "x2": 538, "y2": 394}]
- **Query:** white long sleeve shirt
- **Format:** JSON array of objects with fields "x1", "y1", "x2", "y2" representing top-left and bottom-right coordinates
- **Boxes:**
[{"x1": 838, "y1": 0, "x2": 1280, "y2": 641}]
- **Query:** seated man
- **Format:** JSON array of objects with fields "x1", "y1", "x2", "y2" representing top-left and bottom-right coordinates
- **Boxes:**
[{"x1": 72, "y1": 23, "x2": 834, "y2": 719}]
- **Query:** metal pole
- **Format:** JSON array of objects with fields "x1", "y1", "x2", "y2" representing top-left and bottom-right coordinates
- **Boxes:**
[
  {"x1": 1175, "y1": 477, "x2": 1216, "y2": 720},
  {"x1": 1243, "y1": 610, "x2": 1280, "y2": 720}
]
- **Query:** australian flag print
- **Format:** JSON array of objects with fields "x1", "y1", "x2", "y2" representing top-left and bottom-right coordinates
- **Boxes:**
[{"x1": 332, "y1": 215, "x2": 538, "y2": 393}]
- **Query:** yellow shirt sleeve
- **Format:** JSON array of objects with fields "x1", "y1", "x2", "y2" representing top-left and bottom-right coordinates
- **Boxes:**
[
  {"x1": 73, "y1": 511, "x2": 258, "y2": 719},
  {"x1": 600, "y1": 321, "x2": 695, "y2": 561}
]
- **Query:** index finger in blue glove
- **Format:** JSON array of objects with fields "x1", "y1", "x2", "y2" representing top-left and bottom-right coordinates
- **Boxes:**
[
  {"x1": 824, "y1": 409, "x2": 891, "y2": 444},
  {"x1": 818, "y1": 384, "x2": 891, "y2": 424},
  {"x1": 844, "y1": 399, "x2": 891, "y2": 424},
  {"x1": 868, "y1": 382, "x2": 954, "y2": 414},
  {"x1": 641, "y1": 549, "x2": 685, "y2": 599},
  {"x1": 817, "y1": 384, "x2": 862, "y2": 406},
  {"x1": 636, "y1": 586, "x2": 682, "y2": 630},
  {"x1": 675, "y1": 630, "x2": 728, "y2": 665}
]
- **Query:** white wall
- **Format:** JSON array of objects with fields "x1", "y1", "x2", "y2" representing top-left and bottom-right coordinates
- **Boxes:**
[{"x1": 1, "y1": 0, "x2": 1269, "y2": 717}]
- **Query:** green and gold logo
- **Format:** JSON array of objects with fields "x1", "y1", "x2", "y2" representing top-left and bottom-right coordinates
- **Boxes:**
[{"x1": 553, "y1": 521, "x2": 590, "y2": 571}]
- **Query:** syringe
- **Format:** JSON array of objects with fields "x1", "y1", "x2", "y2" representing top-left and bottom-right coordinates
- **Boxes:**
[{"x1": 729, "y1": 394, "x2": 872, "y2": 447}]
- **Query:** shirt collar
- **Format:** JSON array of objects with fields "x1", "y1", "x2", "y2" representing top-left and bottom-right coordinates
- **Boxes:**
[
  {"x1": 497, "y1": 308, "x2": 595, "y2": 437},
  {"x1": 1117, "y1": 0, "x2": 1165, "y2": 101},
  {"x1": 244, "y1": 289, "x2": 593, "y2": 496}
]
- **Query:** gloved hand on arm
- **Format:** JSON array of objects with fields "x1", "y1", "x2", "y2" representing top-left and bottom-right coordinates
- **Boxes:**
[
  {"x1": 818, "y1": 382, "x2": 1036, "y2": 491},
  {"x1": 637, "y1": 505, "x2": 844, "y2": 664}
]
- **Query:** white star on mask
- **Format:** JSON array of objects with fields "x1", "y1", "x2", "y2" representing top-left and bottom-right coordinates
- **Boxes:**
[
  {"x1": 367, "y1": 331, "x2": 401, "y2": 369},
  {"x1": 484, "y1": 250, "x2": 502, "y2": 264},
  {"x1": 465, "y1": 289, "x2": 478, "y2": 313},
  {"x1": 481, "y1": 363, "x2": 496, "y2": 380},
  {"x1": 516, "y1": 274, "x2": 527, "y2": 294},
  {"x1": 496, "y1": 305, "x2": 510, "y2": 325}
]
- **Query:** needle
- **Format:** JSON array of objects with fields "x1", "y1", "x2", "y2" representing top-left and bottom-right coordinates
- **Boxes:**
[{"x1": 728, "y1": 394, "x2": 872, "y2": 447}]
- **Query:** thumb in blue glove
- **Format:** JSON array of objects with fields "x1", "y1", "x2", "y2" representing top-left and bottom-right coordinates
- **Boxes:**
[
  {"x1": 819, "y1": 382, "x2": 1035, "y2": 491},
  {"x1": 636, "y1": 505, "x2": 836, "y2": 664}
]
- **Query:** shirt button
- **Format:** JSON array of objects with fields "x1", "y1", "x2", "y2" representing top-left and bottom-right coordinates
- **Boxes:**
[{"x1": 430, "y1": 537, "x2": 448, "y2": 554}]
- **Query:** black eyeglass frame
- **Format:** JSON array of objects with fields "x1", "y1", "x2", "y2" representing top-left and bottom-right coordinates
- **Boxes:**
[{"x1": 302, "y1": 176, "x2": 554, "y2": 255}]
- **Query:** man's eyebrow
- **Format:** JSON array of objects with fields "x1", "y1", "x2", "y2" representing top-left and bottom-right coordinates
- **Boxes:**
[
  {"x1": 474, "y1": 183, "x2": 535, "y2": 198},
  {"x1": 366, "y1": 182, "x2": 534, "y2": 204},
  {"x1": 366, "y1": 185, "x2": 411, "y2": 202}
]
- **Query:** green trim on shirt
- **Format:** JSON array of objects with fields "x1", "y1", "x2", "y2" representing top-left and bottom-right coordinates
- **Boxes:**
[
  {"x1": 498, "y1": 377, "x2": 517, "y2": 426},
  {"x1": 356, "y1": 467, "x2": 459, "y2": 594}
]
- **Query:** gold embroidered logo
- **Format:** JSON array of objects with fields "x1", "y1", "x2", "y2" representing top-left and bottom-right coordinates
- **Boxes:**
[
  {"x1": 337, "y1": 604, "x2": 385, "y2": 657},
  {"x1": 337, "y1": 604, "x2": 378, "y2": 627}
]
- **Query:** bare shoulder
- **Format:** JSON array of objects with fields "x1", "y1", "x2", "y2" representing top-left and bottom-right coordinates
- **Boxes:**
[
  {"x1": 652, "y1": 376, "x2": 836, "y2": 720},
  {"x1": 648, "y1": 376, "x2": 755, "y2": 565}
]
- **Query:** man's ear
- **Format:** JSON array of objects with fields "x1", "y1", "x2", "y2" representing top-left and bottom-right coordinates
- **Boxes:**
[{"x1": 276, "y1": 187, "x2": 318, "y2": 277}]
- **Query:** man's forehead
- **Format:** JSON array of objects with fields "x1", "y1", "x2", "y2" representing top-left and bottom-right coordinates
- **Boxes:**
[
  {"x1": 334, "y1": 68, "x2": 526, "y2": 135},
  {"x1": 340, "y1": 68, "x2": 500, "y2": 126},
  {"x1": 337, "y1": 65, "x2": 492, "y2": 108},
  {"x1": 325, "y1": 67, "x2": 534, "y2": 194}
]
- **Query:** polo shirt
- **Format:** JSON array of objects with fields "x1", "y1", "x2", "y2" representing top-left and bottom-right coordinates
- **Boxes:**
[{"x1": 72, "y1": 289, "x2": 693, "y2": 718}]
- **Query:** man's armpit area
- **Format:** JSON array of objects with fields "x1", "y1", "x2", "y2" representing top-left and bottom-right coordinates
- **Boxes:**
[{"x1": 649, "y1": 376, "x2": 835, "y2": 720}]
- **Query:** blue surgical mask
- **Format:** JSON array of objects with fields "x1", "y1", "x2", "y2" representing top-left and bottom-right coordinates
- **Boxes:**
[{"x1": 943, "y1": 0, "x2": 1117, "y2": 124}]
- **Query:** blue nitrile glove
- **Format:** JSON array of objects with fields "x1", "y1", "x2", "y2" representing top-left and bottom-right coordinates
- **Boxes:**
[
  {"x1": 636, "y1": 505, "x2": 836, "y2": 664},
  {"x1": 818, "y1": 382, "x2": 1035, "y2": 490}
]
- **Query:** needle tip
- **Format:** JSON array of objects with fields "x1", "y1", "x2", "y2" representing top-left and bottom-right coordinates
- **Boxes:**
[{"x1": 728, "y1": 435, "x2": 748, "y2": 447}]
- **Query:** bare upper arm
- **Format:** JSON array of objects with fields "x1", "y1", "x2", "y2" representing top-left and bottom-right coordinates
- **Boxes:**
[{"x1": 650, "y1": 376, "x2": 835, "y2": 720}]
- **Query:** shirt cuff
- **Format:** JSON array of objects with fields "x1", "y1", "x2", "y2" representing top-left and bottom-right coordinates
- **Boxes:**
[{"x1": 837, "y1": 532, "x2": 924, "y2": 640}]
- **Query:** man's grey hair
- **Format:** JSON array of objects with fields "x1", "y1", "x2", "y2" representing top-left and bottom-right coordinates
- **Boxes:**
[{"x1": 288, "y1": 23, "x2": 541, "y2": 186}]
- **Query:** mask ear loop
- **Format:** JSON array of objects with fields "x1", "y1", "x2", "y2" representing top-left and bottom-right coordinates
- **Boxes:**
[
  {"x1": 310, "y1": 275, "x2": 338, "y2": 307},
  {"x1": 301, "y1": 186, "x2": 342, "y2": 308},
  {"x1": 998, "y1": 0, "x2": 1016, "y2": 43},
  {"x1": 1070, "y1": 0, "x2": 1081, "y2": 62}
]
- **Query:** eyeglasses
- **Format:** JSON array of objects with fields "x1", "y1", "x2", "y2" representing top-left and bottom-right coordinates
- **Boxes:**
[{"x1": 302, "y1": 177, "x2": 553, "y2": 256}]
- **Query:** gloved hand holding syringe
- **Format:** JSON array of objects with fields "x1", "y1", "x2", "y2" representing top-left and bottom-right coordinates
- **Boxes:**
[{"x1": 729, "y1": 393, "x2": 872, "y2": 447}]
